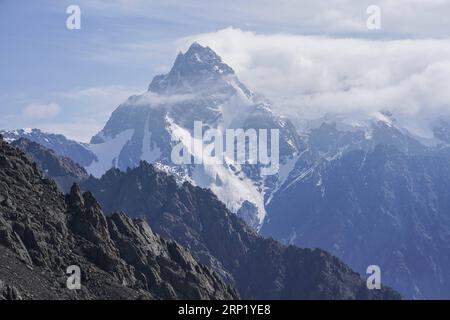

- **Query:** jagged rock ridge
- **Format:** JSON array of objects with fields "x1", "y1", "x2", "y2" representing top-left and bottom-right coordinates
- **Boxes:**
[
  {"x1": 81, "y1": 161, "x2": 401, "y2": 300},
  {"x1": 0, "y1": 135, "x2": 237, "y2": 300}
]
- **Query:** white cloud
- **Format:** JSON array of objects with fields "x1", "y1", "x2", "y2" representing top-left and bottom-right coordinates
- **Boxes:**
[
  {"x1": 23, "y1": 102, "x2": 61, "y2": 119},
  {"x1": 179, "y1": 27, "x2": 450, "y2": 120},
  {"x1": 132, "y1": 91, "x2": 194, "y2": 108}
]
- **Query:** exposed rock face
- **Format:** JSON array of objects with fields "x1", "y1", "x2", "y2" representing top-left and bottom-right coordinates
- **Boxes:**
[
  {"x1": 0, "y1": 135, "x2": 237, "y2": 300},
  {"x1": 0, "y1": 279, "x2": 22, "y2": 300},
  {"x1": 259, "y1": 116, "x2": 450, "y2": 299},
  {"x1": 81, "y1": 161, "x2": 401, "y2": 300},
  {"x1": 12, "y1": 138, "x2": 89, "y2": 192},
  {"x1": 262, "y1": 143, "x2": 450, "y2": 299}
]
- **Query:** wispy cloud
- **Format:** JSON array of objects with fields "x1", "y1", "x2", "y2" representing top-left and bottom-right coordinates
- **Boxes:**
[
  {"x1": 132, "y1": 91, "x2": 194, "y2": 108},
  {"x1": 23, "y1": 102, "x2": 61, "y2": 119}
]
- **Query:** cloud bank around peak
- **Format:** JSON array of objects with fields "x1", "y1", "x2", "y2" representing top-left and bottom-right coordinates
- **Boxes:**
[{"x1": 179, "y1": 28, "x2": 450, "y2": 121}]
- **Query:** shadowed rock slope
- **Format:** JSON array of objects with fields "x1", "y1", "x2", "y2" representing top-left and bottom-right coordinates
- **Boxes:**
[
  {"x1": 0, "y1": 135, "x2": 237, "y2": 300},
  {"x1": 82, "y1": 161, "x2": 401, "y2": 300},
  {"x1": 12, "y1": 138, "x2": 89, "y2": 192}
]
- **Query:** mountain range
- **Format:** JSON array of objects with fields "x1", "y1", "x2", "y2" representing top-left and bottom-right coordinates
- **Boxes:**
[
  {"x1": 3, "y1": 42, "x2": 450, "y2": 299},
  {"x1": 0, "y1": 133, "x2": 399, "y2": 300}
]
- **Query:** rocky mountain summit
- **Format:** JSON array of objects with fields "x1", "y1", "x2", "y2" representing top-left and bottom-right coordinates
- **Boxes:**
[
  {"x1": 0, "y1": 134, "x2": 237, "y2": 300},
  {"x1": 84, "y1": 43, "x2": 302, "y2": 229}
]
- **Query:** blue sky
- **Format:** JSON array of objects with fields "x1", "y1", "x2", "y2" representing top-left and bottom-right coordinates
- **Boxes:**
[{"x1": 1, "y1": 0, "x2": 449, "y2": 141}]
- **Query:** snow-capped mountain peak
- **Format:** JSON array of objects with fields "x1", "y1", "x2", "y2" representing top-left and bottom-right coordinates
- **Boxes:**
[
  {"x1": 3, "y1": 43, "x2": 300, "y2": 230},
  {"x1": 148, "y1": 42, "x2": 237, "y2": 95},
  {"x1": 171, "y1": 42, "x2": 235, "y2": 76},
  {"x1": 82, "y1": 42, "x2": 302, "y2": 228}
]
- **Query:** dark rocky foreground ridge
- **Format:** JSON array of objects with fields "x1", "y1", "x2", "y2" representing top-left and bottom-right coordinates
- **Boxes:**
[
  {"x1": 0, "y1": 135, "x2": 237, "y2": 300},
  {"x1": 1, "y1": 134, "x2": 401, "y2": 300},
  {"x1": 81, "y1": 162, "x2": 401, "y2": 299}
]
